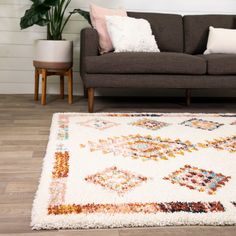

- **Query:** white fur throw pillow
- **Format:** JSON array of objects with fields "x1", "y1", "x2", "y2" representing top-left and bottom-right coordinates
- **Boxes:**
[
  {"x1": 204, "y1": 26, "x2": 236, "y2": 54},
  {"x1": 105, "y1": 16, "x2": 160, "y2": 53}
]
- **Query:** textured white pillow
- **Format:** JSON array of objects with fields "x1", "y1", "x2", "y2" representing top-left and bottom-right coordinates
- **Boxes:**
[
  {"x1": 204, "y1": 26, "x2": 236, "y2": 54},
  {"x1": 105, "y1": 16, "x2": 159, "y2": 53}
]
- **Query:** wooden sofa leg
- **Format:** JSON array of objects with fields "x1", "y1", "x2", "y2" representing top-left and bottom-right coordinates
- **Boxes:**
[
  {"x1": 88, "y1": 88, "x2": 94, "y2": 113},
  {"x1": 83, "y1": 86, "x2": 88, "y2": 98},
  {"x1": 186, "y1": 89, "x2": 191, "y2": 106}
]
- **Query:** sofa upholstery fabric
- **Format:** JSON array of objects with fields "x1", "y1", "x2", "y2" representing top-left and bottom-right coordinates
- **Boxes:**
[
  {"x1": 128, "y1": 12, "x2": 184, "y2": 53},
  {"x1": 184, "y1": 15, "x2": 236, "y2": 54},
  {"x1": 80, "y1": 28, "x2": 99, "y2": 78},
  {"x1": 83, "y1": 74, "x2": 236, "y2": 89},
  {"x1": 201, "y1": 54, "x2": 236, "y2": 75},
  {"x1": 85, "y1": 52, "x2": 206, "y2": 75}
]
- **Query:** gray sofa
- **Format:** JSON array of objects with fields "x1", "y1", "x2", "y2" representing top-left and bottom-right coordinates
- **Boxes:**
[{"x1": 80, "y1": 12, "x2": 236, "y2": 112}]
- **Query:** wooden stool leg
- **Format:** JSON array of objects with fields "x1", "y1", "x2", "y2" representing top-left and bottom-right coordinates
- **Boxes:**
[
  {"x1": 34, "y1": 68, "x2": 39, "y2": 101},
  {"x1": 88, "y1": 88, "x2": 94, "y2": 113},
  {"x1": 186, "y1": 89, "x2": 191, "y2": 106},
  {"x1": 41, "y1": 69, "x2": 47, "y2": 105},
  {"x1": 60, "y1": 75, "x2": 64, "y2": 99},
  {"x1": 67, "y1": 68, "x2": 73, "y2": 104}
]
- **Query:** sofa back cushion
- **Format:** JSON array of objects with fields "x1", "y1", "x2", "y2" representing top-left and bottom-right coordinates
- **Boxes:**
[
  {"x1": 128, "y1": 12, "x2": 183, "y2": 52},
  {"x1": 184, "y1": 15, "x2": 236, "y2": 54}
]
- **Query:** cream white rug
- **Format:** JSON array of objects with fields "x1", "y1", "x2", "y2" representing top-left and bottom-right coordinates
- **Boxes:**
[{"x1": 32, "y1": 113, "x2": 236, "y2": 229}]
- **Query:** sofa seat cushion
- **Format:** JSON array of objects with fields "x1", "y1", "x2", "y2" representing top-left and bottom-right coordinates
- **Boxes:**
[
  {"x1": 85, "y1": 52, "x2": 207, "y2": 75},
  {"x1": 201, "y1": 54, "x2": 236, "y2": 75}
]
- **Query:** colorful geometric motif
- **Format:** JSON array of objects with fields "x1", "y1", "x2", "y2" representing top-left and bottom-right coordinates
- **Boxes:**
[
  {"x1": 77, "y1": 118, "x2": 119, "y2": 130},
  {"x1": 49, "y1": 143, "x2": 69, "y2": 206},
  {"x1": 130, "y1": 118, "x2": 169, "y2": 131},
  {"x1": 108, "y1": 113, "x2": 162, "y2": 117},
  {"x1": 57, "y1": 114, "x2": 69, "y2": 140},
  {"x1": 180, "y1": 118, "x2": 223, "y2": 131},
  {"x1": 164, "y1": 165, "x2": 231, "y2": 195},
  {"x1": 199, "y1": 135, "x2": 236, "y2": 153},
  {"x1": 49, "y1": 178, "x2": 67, "y2": 205},
  {"x1": 52, "y1": 151, "x2": 69, "y2": 178},
  {"x1": 48, "y1": 201, "x2": 225, "y2": 215},
  {"x1": 56, "y1": 143, "x2": 69, "y2": 152},
  {"x1": 82, "y1": 134, "x2": 197, "y2": 161},
  {"x1": 85, "y1": 166, "x2": 148, "y2": 195}
]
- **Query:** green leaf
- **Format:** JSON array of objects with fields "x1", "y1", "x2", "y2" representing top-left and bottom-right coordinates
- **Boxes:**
[
  {"x1": 20, "y1": 4, "x2": 50, "y2": 29},
  {"x1": 44, "y1": 0, "x2": 60, "y2": 6},
  {"x1": 36, "y1": 18, "x2": 49, "y2": 26},
  {"x1": 73, "y1": 9, "x2": 91, "y2": 25},
  {"x1": 30, "y1": 0, "x2": 59, "y2": 6}
]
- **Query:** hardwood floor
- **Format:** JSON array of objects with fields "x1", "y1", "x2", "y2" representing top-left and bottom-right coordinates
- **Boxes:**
[{"x1": 0, "y1": 94, "x2": 235, "y2": 235}]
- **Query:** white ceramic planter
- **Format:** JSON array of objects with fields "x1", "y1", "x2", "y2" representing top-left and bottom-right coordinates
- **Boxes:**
[{"x1": 33, "y1": 40, "x2": 73, "y2": 69}]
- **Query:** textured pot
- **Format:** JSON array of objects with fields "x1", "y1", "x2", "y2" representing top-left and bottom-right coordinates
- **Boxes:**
[{"x1": 33, "y1": 40, "x2": 73, "y2": 69}]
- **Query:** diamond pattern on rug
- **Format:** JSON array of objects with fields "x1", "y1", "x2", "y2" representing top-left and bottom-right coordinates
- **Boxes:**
[
  {"x1": 180, "y1": 118, "x2": 223, "y2": 131},
  {"x1": 199, "y1": 135, "x2": 236, "y2": 153},
  {"x1": 130, "y1": 118, "x2": 170, "y2": 130},
  {"x1": 82, "y1": 134, "x2": 197, "y2": 161},
  {"x1": 85, "y1": 166, "x2": 148, "y2": 195},
  {"x1": 77, "y1": 118, "x2": 119, "y2": 130},
  {"x1": 164, "y1": 165, "x2": 231, "y2": 195}
]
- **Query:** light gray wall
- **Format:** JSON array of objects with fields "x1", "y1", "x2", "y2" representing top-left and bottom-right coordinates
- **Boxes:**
[{"x1": 0, "y1": 0, "x2": 235, "y2": 96}]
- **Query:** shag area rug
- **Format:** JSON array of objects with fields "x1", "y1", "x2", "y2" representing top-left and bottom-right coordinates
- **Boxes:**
[{"x1": 32, "y1": 113, "x2": 236, "y2": 229}]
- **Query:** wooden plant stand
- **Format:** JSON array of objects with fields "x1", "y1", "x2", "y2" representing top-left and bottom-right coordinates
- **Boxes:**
[{"x1": 34, "y1": 67, "x2": 73, "y2": 105}]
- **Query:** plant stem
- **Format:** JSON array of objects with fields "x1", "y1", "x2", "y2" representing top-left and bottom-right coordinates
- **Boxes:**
[{"x1": 45, "y1": 0, "x2": 73, "y2": 40}]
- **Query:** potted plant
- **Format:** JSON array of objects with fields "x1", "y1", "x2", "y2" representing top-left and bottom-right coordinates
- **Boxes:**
[{"x1": 20, "y1": 0, "x2": 78, "y2": 69}]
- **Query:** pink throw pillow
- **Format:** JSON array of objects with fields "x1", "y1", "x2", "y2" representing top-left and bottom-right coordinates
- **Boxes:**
[{"x1": 90, "y1": 4, "x2": 127, "y2": 54}]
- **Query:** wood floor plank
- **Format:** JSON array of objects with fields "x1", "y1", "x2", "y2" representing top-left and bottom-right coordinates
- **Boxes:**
[
  {"x1": 0, "y1": 135, "x2": 48, "y2": 141},
  {"x1": 0, "y1": 145, "x2": 47, "y2": 152},
  {"x1": 0, "y1": 192, "x2": 34, "y2": 204},
  {"x1": 0, "y1": 94, "x2": 235, "y2": 235},
  {"x1": 32, "y1": 151, "x2": 46, "y2": 158},
  {"x1": 0, "y1": 173, "x2": 40, "y2": 182},
  {"x1": 0, "y1": 182, "x2": 6, "y2": 194},
  {"x1": 0, "y1": 151, "x2": 33, "y2": 159},
  {"x1": 0, "y1": 229, "x2": 119, "y2": 236},
  {"x1": 0, "y1": 221, "x2": 31, "y2": 234},
  {"x1": 5, "y1": 182, "x2": 37, "y2": 193},
  {"x1": 119, "y1": 226, "x2": 236, "y2": 236},
  {"x1": 2, "y1": 140, "x2": 48, "y2": 146},
  {"x1": 0, "y1": 165, "x2": 41, "y2": 173},
  {"x1": 0, "y1": 203, "x2": 31, "y2": 218}
]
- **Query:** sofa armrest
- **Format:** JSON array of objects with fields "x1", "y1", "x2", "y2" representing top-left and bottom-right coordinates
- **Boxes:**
[{"x1": 80, "y1": 27, "x2": 99, "y2": 79}]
